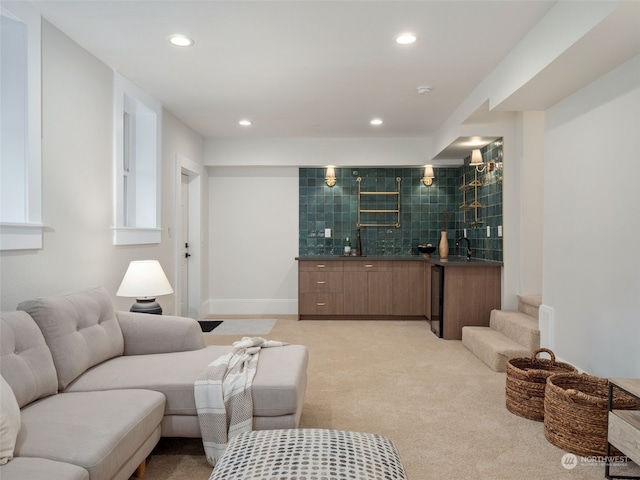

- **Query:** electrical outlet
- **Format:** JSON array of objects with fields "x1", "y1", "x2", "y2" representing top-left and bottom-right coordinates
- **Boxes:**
[
  {"x1": 487, "y1": 226, "x2": 491, "y2": 237},
  {"x1": 325, "y1": 228, "x2": 331, "y2": 238},
  {"x1": 464, "y1": 228, "x2": 467, "y2": 237},
  {"x1": 498, "y1": 226, "x2": 503, "y2": 237}
]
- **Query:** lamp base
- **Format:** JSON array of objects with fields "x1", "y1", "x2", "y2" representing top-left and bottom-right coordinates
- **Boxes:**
[{"x1": 130, "y1": 298, "x2": 162, "y2": 315}]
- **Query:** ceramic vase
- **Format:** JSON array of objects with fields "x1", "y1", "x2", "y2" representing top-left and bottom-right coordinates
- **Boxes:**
[{"x1": 439, "y1": 231, "x2": 449, "y2": 259}]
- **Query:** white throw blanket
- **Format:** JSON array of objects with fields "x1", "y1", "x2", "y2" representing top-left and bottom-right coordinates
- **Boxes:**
[{"x1": 194, "y1": 336, "x2": 288, "y2": 466}]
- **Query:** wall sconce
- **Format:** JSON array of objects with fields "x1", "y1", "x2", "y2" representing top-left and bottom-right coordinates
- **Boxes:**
[
  {"x1": 469, "y1": 149, "x2": 495, "y2": 173},
  {"x1": 325, "y1": 166, "x2": 336, "y2": 187},
  {"x1": 116, "y1": 260, "x2": 174, "y2": 314},
  {"x1": 422, "y1": 165, "x2": 435, "y2": 186}
]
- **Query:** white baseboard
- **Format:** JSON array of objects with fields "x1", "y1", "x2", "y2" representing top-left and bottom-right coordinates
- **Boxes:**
[{"x1": 206, "y1": 299, "x2": 298, "y2": 316}]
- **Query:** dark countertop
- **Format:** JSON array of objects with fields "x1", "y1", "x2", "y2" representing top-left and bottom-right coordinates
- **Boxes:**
[{"x1": 295, "y1": 255, "x2": 503, "y2": 267}]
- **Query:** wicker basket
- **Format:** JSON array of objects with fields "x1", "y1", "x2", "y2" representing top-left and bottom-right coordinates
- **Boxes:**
[
  {"x1": 505, "y1": 348, "x2": 577, "y2": 421},
  {"x1": 544, "y1": 373, "x2": 640, "y2": 457}
]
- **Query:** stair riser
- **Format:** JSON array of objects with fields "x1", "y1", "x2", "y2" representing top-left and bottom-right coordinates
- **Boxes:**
[
  {"x1": 518, "y1": 302, "x2": 540, "y2": 319},
  {"x1": 518, "y1": 295, "x2": 542, "y2": 318}
]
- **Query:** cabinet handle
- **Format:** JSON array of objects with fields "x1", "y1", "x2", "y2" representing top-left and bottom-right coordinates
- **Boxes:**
[
  {"x1": 316, "y1": 281, "x2": 326, "y2": 284},
  {"x1": 365, "y1": 264, "x2": 374, "y2": 268},
  {"x1": 316, "y1": 302, "x2": 326, "y2": 306},
  {"x1": 316, "y1": 264, "x2": 326, "y2": 268}
]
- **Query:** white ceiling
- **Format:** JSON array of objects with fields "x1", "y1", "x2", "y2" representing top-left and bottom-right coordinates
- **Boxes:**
[{"x1": 30, "y1": 0, "x2": 558, "y2": 141}]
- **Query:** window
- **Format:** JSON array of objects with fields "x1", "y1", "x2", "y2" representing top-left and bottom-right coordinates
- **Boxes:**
[
  {"x1": 112, "y1": 72, "x2": 162, "y2": 245},
  {"x1": 0, "y1": 3, "x2": 42, "y2": 250}
]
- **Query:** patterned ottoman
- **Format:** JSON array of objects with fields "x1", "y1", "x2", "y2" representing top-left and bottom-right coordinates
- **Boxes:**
[{"x1": 209, "y1": 429, "x2": 409, "y2": 480}]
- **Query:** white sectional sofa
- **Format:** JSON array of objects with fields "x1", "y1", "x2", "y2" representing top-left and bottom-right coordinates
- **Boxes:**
[{"x1": 0, "y1": 287, "x2": 308, "y2": 480}]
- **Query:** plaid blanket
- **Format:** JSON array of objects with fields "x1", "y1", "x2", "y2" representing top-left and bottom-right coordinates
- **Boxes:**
[{"x1": 194, "y1": 336, "x2": 288, "y2": 466}]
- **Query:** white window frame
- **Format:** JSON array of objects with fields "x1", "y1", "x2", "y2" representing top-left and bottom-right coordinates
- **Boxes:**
[
  {"x1": 112, "y1": 72, "x2": 163, "y2": 245},
  {"x1": 0, "y1": 2, "x2": 43, "y2": 250}
]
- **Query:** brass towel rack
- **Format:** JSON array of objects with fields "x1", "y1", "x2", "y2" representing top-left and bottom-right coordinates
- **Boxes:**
[{"x1": 356, "y1": 177, "x2": 401, "y2": 228}]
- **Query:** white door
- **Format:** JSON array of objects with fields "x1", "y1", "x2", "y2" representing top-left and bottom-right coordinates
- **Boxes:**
[
  {"x1": 180, "y1": 173, "x2": 190, "y2": 317},
  {"x1": 175, "y1": 154, "x2": 201, "y2": 320}
]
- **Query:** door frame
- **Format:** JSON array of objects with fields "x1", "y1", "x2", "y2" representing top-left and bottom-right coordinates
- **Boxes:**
[{"x1": 175, "y1": 154, "x2": 202, "y2": 320}]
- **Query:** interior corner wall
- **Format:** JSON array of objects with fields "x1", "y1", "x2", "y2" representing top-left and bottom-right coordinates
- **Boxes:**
[
  {"x1": 162, "y1": 109, "x2": 207, "y2": 316},
  {"x1": 0, "y1": 20, "x2": 204, "y2": 313},
  {"x1": 518, "y1": 111, "x2": 544, "y2": 296},
  {"x1": 542, "y1": 55, "x2": 640, "y2": 377},
  {"x1": 207, "y1": 166, "x2": 299, "y2": 315}
]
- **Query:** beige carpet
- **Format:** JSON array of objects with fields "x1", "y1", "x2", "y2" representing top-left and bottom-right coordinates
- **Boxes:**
[{"x1": 136, "y1": 317, "x2": 638, "y2": 480}]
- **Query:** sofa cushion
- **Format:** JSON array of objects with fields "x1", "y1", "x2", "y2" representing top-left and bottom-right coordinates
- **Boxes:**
[
  {"x1": 17, "y1": 287, "x2": 124, "y2": 390},
  {"x1": 64, "y1": 344, "x2": 309, "y2": 417},
  {"x1": 0, "y1": 311, "x2": 59, "y2": 407},
  {"x1": 0, "y1": 457, "x2": 89, "y2": 480},
  {"x1": 0, "y1": 376, "x2": 20, "y2": 465},
  {"x1": 15, "y1": 390, "x2": 164, "y2": 480}
]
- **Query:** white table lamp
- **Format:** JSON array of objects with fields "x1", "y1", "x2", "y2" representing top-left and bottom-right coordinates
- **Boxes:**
[{"x1": 116, "y1": 260, "x2": 173, "y2": 314}]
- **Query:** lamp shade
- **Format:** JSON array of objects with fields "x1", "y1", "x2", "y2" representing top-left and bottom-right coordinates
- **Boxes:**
[
  {"x1": 470, "y1": 149, "x2": 483, "y2": 165},
  {"x1": 424, "y1": 165, "x2": 434, "y2": 178},
  {"x1": 116, "y1": 260, "x2": 173, "y2": 298},
  {"x1": 325, "y1": 166, "x2": 337, "y2": 186},
  {"x1": 325, "y1": 166, "x2": 336, "y2": 179}
]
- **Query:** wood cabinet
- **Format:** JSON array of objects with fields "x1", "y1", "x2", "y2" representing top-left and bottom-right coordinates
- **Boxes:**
[
  {"x1": 343, "y1": 261, "x2": 393, "y2": 315},
  {"x1": 392, "y1": 261, "x2": 425, "y2": 316},
  {"x1": 298, "y1": 261, "x2": 344, "y2": 316},
  {"x1": 297, "y1": 258, "x2": 500, "y2": 326},
  {"x1": 426, "y1": 264, "x2": 501, "y2": 340}
]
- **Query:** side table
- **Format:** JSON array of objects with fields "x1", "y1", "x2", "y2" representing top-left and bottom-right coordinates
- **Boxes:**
[{"x1": 606, "y1": 378, "x2": 640, "y2": 479}]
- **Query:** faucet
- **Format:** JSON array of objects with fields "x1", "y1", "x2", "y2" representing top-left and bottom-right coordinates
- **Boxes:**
[{"x1": 455, "y1": 237, "x2": 472, "y2": 260}]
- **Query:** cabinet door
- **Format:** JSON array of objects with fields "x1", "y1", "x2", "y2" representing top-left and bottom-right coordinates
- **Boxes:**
[
  {"x1": 343, "y1": 261, "x2": 393, "y2": 315},
  {"x1": 367, "y1": 270, "x2": 394, "y2": 315},
  {"x1": 392, "y1": 262, "x2": 425, "y2": 316},
  {"x1": 343, "y1": 271, "x2": 368, "y2": 314},
  {"x1": 424, "y1": 264, "x2": 433, "y2": 319}
]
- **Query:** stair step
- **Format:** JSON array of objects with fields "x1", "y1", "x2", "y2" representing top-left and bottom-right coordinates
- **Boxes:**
[
  {"x1": 490, "y1": 310, "x2": 540, "y2": 351},
  {"x1": 518, "y1": 294, "x2": 542, "y2": 318},
  {"x1": 462, "y1": 327, "x2": 532, "y2": 372}
]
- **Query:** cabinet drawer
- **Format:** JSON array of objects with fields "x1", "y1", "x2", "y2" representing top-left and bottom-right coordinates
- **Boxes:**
[
  {"x1": 299, "y1": 260, "x2": 343, "y2": 272},
  {"x1": 343, "y1": 261, "x2": 393, "y2": 272},
  {"x1": 299, "y1": 272, "x2": 344, "y2": 293},
  {"x1": 299, "y1": 294, "x2": 344, "y2": 315}
]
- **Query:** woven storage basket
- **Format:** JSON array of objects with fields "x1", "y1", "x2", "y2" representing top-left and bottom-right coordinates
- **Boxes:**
[
  {"x1": 544, "y1": 373, "x2": 640, "y2": 457},
  {"x1": 505, "y1": 348, "x2": 577, "y2": 421}
]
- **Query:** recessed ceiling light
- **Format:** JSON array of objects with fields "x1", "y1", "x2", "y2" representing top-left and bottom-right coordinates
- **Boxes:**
[
  {"x1": 239, "y1": 120, "x2": 252, "y2": 126},
  {"x1": 370, "y1": 118, "x2": 383, "y2": 126},
  {"x1": 395, "y1": 33, "x2": 417, "y2": 45},
  {"x1": 168, "y1": 35, "x2": 194, "y2": 47}
]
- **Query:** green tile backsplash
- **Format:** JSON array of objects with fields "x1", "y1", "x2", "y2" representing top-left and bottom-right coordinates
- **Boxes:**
[{"x1": 299, "y1": 140, "x2": 503, "y2": 261}]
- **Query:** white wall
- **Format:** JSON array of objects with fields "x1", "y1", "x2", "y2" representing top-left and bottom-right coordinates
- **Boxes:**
[
  {"x1": 207, "y1": 166, "x2": 298, "y2": 314},
  {"x1": 204, "y1": 137, "x2": 435, "y2": 315},
  {"x1": 0, "y1": 20, "x2": 204, "y2": 313},
  {"x1": 518, "y1": 111, "x2": 544, "y2": 296},
  {"x1": 541, "y1": 55, "x2": 640, "y2": 377},
  {"x1": 205, "y1": 137, "x2": 431, "y2": 167}
]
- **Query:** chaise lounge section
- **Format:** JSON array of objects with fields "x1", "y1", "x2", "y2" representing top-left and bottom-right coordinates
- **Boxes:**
[{"x1": 0, "y1": 287, "x2": 308, "y2": 480}]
